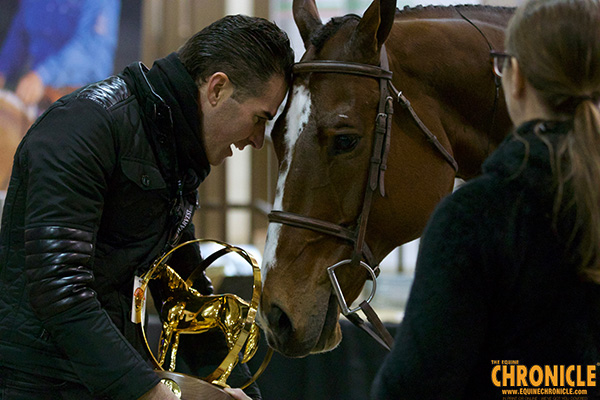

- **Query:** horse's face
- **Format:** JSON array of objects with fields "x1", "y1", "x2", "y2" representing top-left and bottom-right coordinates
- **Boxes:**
[{"x1": 259, "y1": 0, "x2": 403, "y2": 357}]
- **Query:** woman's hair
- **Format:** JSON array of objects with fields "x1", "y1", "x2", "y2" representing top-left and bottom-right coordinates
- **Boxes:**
[
  {"x1": 506, "y1": 0, "x2": 600, "y2": 281},
  {"x1": 178, "y1": 15, "x2": 294, "y2": 101}
]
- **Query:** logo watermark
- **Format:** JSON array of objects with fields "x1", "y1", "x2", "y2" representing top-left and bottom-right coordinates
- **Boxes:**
[{"x1": 491, "y1": 360, "x2": 598, "y2": 400}]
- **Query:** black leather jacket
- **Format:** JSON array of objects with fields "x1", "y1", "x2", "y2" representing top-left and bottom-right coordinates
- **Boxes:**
[{"x1": 0, "y1": 53, "x2": 212, "y2": 399}]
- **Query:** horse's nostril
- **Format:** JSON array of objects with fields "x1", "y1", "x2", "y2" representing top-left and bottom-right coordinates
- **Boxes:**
[{"x1": 267, "y1": 304, "x2": 293, "y2": 335}]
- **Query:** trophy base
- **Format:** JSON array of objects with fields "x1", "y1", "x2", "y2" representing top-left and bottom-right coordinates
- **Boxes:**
[{"x1": 156, "y1": 370, "x2": 234, "y2": 400}]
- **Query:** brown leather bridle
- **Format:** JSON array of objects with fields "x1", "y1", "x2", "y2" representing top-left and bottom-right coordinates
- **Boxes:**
[{"x1": 268, "y1": 46, "x2": 459, "y2": 351}]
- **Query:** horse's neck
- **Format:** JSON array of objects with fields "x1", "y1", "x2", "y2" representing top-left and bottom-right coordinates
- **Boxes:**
[
  {"x1": 389, "y1": 7, "x2": 514, "y2": 179},
  {"x1": 395, "y1": 5, "x2": 514, "y2": 25}
]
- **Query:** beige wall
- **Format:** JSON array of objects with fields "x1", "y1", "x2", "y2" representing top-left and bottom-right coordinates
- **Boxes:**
[{"x1": 141, "y1": 0, "x2": 270, "y2": 64}]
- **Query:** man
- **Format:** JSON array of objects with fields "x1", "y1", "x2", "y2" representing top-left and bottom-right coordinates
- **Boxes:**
[{"x1": 0, "y1": 14, "x2": 293, "y2": 400}]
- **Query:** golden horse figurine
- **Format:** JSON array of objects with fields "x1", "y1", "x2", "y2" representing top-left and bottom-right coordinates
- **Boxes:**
[
  {"x1": 134, "y1": 239, "x2": 271, "y2": 399},
  {"x1": 155, "y1": 264, "x2": 260, "y2": 385}
]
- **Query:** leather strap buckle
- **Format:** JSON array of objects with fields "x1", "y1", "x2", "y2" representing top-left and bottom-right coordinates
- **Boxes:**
[{"x1": 327, "y1": 260, "x2": 378, "y2": 316}]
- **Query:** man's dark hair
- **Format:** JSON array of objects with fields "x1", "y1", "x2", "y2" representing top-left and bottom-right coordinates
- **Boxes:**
[{"x1": 179, "y1": 15, "x2": 294, "y2": 100}]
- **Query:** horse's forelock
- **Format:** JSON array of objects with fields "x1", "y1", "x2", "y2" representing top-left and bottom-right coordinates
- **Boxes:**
[{"x1": 310, "y1": 14, "x2": 360, "y2": 52}]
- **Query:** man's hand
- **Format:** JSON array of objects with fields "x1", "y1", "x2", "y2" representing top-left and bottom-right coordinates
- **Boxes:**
[
  {"x1": 16, "y1": 71, "x2": 45, "y2": 105},
  {"x1": 137, "y1": 382, "x2": 253, "y2": 400},
  {"x1": 137, "y1": 382, "x2": 181, "y2": 400}
]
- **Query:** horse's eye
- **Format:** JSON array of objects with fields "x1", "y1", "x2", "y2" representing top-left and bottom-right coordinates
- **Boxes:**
[{"x1": 331, "y1": 134, "x2": 360, "y2": 155}]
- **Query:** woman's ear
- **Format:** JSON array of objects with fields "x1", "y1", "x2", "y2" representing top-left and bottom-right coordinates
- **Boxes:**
[{"x1": 509, "y1": 58, "x2": 526, "y2": 100}]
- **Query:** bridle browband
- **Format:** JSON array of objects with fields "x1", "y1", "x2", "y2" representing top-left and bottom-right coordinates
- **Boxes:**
[{"x1": 267, "y1": 46, "x2": 458, "y2": 351}]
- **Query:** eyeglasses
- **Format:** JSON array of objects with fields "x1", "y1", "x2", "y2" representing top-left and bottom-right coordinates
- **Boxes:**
[{"x1": 490, "y1": 50, "x2": 514, "y2": 78}]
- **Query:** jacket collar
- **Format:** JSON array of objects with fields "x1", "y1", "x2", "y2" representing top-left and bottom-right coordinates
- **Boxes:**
[
  {"x1": 483, "y1": 119, "x2": 572, "y2": 189},
  {"x1": 122, "y1": 53, "x2": 210, "y2": 193}
]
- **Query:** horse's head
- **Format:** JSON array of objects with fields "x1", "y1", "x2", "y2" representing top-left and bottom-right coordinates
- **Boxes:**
[
  {"x1": 259, "y1": 0, "x2": 510, "y2": 357},
  {"x1": 259, "y1": 0, "x2": 400, "y2": 357}
]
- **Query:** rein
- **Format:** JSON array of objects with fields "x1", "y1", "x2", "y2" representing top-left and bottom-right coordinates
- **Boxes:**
[
  {"x1": 268, "y1": 46, "x2": 458, "y2": 351},
  {"x1": 455, "y1": 7, "x2": 503, "y2": 143}
]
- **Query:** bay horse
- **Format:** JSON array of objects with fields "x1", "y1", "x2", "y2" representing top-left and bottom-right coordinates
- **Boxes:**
[{"x1": 258, "y1": 0, "x2": 515, "y2": 358}]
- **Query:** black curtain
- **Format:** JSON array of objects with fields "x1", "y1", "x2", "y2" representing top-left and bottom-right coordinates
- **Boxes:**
[{"x1": 247, "y1": 319, "x2": 397, "y2": 400}]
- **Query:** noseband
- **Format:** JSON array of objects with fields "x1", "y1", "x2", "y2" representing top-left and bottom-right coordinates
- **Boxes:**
[{"x1": 268, "y1": 46, "x2": 459, "y2": 351}]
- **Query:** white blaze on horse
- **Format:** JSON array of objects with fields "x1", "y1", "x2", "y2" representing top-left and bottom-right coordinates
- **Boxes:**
[{"x1": 259, "y1": 0, "x2": 515, "y2": 358}]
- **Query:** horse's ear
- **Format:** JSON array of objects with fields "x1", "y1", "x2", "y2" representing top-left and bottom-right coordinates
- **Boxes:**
[
  {"x1": 377, "y1": 0, "x2": 397, "y2": 46},
  {"x1": 352, "y1": 0, "x2": 397, "y2": 57},
  {"x1": 293, "y1": 0, "x2": 323, "y2": 49}
]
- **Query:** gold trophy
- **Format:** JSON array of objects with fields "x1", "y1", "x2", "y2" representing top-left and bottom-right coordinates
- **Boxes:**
[{"x1": 133, "y1": 239, "x2": 272, "y2": 399}]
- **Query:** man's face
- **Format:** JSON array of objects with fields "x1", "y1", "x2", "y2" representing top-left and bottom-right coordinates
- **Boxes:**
[{"x1": 200, "y1": 74, "x2": 288, "y2": 165}]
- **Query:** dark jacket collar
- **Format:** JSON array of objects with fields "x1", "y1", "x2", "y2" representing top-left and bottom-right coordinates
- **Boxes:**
[
  {"x1": 483, "y1": 119, "x2": 572, "y2": 193},
  {"x1": 122, "y1": 53, "x2": 210, "y2": 192}
]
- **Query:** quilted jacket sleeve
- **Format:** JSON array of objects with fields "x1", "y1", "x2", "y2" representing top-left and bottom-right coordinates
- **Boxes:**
[{"x1": 21, "y1": 99, "x2": 160, "y2": 399}]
